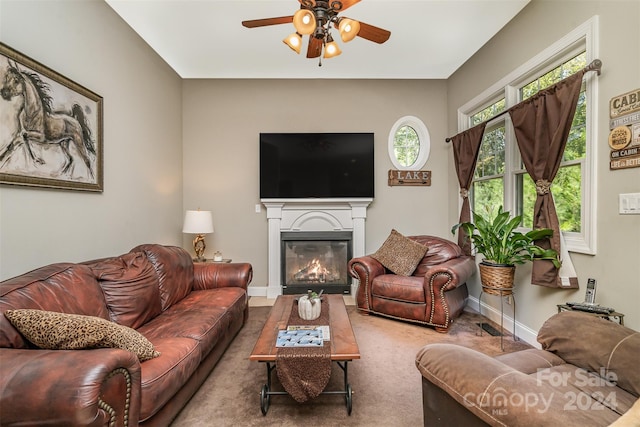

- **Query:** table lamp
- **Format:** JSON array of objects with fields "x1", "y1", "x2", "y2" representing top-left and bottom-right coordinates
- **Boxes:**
[{"x1": 182, "y1": 210, "x2": 214, "y2": 262}]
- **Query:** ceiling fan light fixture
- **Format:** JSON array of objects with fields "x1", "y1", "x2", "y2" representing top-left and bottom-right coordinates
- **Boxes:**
[
  {"x1": 323, "y1": 34, "x2": 342, "y2": 59},
  {"x1": 283, "y1": 32, "x2": 302, "y2": 54},
  {"x1": 338, "y1": 18, "x2": 360, "y2": 42},
  {"x1": 293, "y1": 9, "x2": 316, "y2": 35}
]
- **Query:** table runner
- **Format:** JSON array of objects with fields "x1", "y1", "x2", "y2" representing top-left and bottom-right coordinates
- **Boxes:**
[{"x1": 276, "y1": 297, "x2": 331, "y2": 403}]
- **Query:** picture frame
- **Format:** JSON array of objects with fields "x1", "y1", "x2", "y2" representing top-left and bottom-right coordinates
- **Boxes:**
[{"x1": 0, "y1": 42, "x2": 103, "y2": 192}]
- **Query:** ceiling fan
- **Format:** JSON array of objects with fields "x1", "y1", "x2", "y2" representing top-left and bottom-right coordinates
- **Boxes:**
[{"x1": 242, "y1": 0, "x2": 391, "y2": 64}]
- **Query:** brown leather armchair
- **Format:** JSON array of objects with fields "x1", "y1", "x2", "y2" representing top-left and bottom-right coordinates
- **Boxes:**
[{"x1": 348, "y1": 235, "x2": 476, "y2": 332}]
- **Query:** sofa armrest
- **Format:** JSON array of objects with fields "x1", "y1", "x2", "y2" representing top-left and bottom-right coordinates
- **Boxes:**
[
  {"x1": 348, "y1": 255, "x2": 387, "y2": 312},
  {"x1": 416, "y1": 343, "x2": 619, "y2": 427},
  {"x1": 0, "y1": 348, "x2": 141, "y2": 426},
  {"x1": 421, "y1": 256, "x2": 476, "y2": 293},
  {"x1": 193, "y1": 262, "x2": 253, "y2": 291}
]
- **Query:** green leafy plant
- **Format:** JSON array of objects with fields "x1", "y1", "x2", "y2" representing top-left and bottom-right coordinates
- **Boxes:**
[{"x1": 451, "y1": 206, "x2": 561, "y2": 268}]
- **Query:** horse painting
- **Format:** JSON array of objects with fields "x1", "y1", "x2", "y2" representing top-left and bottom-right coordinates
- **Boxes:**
[{"x1": 0, "y1": 60, "x2": 96, "y2": 180}]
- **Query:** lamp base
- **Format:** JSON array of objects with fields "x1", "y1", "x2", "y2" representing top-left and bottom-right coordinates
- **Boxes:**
[{"x1": 193, "y1": 234, "x2": 206, "y2": 262}]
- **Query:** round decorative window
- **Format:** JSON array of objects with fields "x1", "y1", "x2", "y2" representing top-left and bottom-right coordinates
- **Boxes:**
[{"x1": 388, "y1": 116, "x2": 430, "y2": 170}]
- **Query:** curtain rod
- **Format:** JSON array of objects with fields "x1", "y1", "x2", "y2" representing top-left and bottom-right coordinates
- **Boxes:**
[{"x1": 445, "y1": 59, "x2": 602, "y2": 143}]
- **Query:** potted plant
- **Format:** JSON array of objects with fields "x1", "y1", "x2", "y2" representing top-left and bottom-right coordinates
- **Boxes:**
[{"x1": 451, "y1": 206, "x2": 561, "y2": 295}]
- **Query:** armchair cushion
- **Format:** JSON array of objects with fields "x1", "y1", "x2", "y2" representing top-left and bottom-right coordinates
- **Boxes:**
[
  {"x1": 4, "y1": 309, "x2": 160, "y2": 361},
  {"x1": 372, "y1": 229, "x2": 428, "y2": 276}
]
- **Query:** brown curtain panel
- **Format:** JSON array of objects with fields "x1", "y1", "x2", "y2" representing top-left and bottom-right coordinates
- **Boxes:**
[
  {"x1": 451, "y1": 123, "x2": 486, "y2": 255},
  {"x1": 509, "y1": 70, "x2": 586, "y2": 288}
]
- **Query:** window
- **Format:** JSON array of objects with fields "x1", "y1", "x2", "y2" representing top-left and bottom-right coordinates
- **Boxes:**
[
  {"x1": 388, "y1": 116, "x2": 430, "y2": 170},
  {"x1": 471, "y1": 100, "x2": 506, "y2": 219},
  {"x1": 460, "y1": 17, "x2": 598, "y2": 254},
  {"x1": 515, "y1": 52, "x2": 587, "y2": 232}
]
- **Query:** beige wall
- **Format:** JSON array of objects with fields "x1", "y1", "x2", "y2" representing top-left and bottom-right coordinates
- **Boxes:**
[
  {"x1": 0, "y1": 0, "x2": 183, "y2": 279},
  {"x1": 182, "y1": 79, "x2": 450, "y2": 290},
  {"x1": 447, "y1": 0, "x2": 640, "y2": 333}
]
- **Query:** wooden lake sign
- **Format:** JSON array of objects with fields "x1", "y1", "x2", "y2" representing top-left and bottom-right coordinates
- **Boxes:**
[{"x1": 388, "y1": 170, "x2": 431, "y2": 186}]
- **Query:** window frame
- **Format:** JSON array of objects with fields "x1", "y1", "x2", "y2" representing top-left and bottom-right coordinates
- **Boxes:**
[
  {"x1": 456, "y1": 16, "x2": 599, "y2": 254},
  {"x1": 388, "y1": 115, "x2": 431, "y2": 170}
]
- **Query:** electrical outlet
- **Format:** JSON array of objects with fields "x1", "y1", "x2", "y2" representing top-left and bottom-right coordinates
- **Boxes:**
[
  {"x1": 255, "y1": 204, "x2": 261, "y2": 213},
  {"x1": 505, "y1": 295, "x2": 513, "y2": 305}
]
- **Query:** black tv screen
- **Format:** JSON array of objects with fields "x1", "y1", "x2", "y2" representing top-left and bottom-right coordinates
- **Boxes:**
[{"x1": 260, "y1": 133, "x2": 374, "y2": 199}]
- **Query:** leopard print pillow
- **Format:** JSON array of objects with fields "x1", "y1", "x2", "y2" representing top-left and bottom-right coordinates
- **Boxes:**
[
  {"x1": 4, "y1": 309, "x2": 160, "y2": 361},
  {"x1": 372, "y1": 229, "x2": 429, "y2": 276}
]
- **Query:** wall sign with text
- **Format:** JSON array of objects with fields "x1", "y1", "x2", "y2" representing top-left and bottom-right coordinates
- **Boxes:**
[
  {"x1": 388, "y1": 170, "x2": 431, "y2": 186},
  {"x1": 609, "y1": 89, "x2": 640, "y2": 170}
]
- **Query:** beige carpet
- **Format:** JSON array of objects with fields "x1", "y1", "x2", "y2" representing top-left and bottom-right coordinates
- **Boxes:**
[{"x1": 170, "y1": 305, "x2": 531, "y2": 427}]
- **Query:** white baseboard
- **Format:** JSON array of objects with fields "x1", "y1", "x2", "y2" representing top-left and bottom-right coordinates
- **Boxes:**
[
  {"x1": 467, "y1": 295, "x2": 541, "y2": 349},
  {"x1": 248, "y1": 286, "x2": 268, "y2": 297}
]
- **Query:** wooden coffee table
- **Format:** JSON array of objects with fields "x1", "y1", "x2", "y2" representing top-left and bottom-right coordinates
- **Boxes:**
[{"x1": 249, "y1": 294, "x2": 360, "y2": 415}]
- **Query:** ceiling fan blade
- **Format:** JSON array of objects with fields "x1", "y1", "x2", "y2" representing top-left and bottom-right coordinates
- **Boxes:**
[
  {"x1": 337, "y1": 0, "x2": 361, "y2": 12},
  {"x1": 306, "y1": 37, "x2": 323, "y2": 58},
  {"x1": 242, "y1": 16, "x2": 293, "y2": 28},
  {"x1": 357, "y1": 21, "x2": 391, "y2": 44}
]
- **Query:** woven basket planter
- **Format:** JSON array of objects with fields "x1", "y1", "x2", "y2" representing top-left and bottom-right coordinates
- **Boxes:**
[{"x1": 479, "y1": 261, "x2": 515, "y2": 296}]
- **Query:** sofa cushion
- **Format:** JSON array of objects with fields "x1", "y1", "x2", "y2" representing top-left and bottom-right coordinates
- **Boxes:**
[
  {"x1": 371, "y1": 274, "x2": 425, "y2": 304},
  {"x1": 90, "y1": 252, "x2": 162, "y2": 329},
  {"x1": 538, "y1": 311, "x2": 640, "y2": 397},
  {"x1": 372, "y1": 229, "x2": 428, "y2": 276},
  {"x1": 0, "y1": 263, "x2": 109, "y2": 348},
  {"x1": 139, "y1": 287, "x2": 246, "y2": 359},
  {"x1": 4, "y1": 309, "x2": 160, "y2": 361},
  {"x1": 131, "y1": 244, "x2": 194, "y2": 311},
  {"x1": 137, "y1": 337, "x2": 201, "y2": 422}
]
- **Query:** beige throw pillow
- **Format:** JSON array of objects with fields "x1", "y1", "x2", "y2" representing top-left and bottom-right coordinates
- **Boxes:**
[
  {"x1": 4, "y1": 309, "x2": 160, "y2": 361},
  {"x1": 372, "y1": 229, "x2": 428, "y2": 276}
]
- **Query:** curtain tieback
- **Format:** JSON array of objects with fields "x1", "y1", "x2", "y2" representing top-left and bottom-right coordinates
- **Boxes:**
[
  {"x1": 535, "y1": 179, "x2": 552, "y2": 195},
  {"x1": 460, "y1": 188, "x2": 469, "y2": 198}
]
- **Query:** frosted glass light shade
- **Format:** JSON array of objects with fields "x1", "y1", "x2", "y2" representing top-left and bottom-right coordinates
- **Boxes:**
[
  {"x1": 182, "y1": 210, "x2": 214, "y2": 234},
  {"x1": 283, "y1": 32, "x2": 302, "y2": 54},
  {"x1": 323, "y1": 38, "x2": 342, "y2": 58},
  {"x1": 338, "y1": 18, "x2": 360, "y2": 42},
  {"x1": 293, "y1": 9, "x2": 316, "y2": 35}
]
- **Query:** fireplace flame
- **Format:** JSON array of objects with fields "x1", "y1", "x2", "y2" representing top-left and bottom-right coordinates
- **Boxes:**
[{"x1": 293, "y1": 258, "x2": 337, "y2": 283}]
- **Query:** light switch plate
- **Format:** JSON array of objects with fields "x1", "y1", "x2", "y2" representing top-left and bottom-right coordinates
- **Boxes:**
[{"x1": 619, "y1": 192, "x2": 640, "y2": 214}]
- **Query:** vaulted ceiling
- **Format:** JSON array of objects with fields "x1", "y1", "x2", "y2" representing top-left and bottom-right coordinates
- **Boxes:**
[{"x1": 106, "y1": 0, "x2": 530, "y2": 79}]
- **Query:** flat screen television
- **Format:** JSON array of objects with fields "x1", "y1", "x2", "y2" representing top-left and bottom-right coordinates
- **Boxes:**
[{"x1": 260, "y1": 133, "x2": 374, "y2": 199}]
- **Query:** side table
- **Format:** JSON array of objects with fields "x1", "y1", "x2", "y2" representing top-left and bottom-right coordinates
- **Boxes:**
[
  {"x1": 557, "y1": 304, "x2": 624, "y2": 325},
  {"x1": 193, "y1": 258, "x2": 232, "y2": 263}
]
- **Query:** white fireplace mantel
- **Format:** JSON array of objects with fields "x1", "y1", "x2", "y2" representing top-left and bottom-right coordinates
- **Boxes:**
[{"x1": 261, "y1": 198, "x2": 372, "y2": 298}]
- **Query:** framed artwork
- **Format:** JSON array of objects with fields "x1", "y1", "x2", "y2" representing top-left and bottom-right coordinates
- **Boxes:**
[{"x1": 0, "y1": 42, "x2": 103, "y2": 192}]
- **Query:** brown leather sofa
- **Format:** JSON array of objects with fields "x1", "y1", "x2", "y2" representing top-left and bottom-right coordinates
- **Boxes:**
[
  {"x1": 416, "y1": 311, "x2": 640, "y2": 426},
  {"x1": 0, "y1": 244, "x2": 252, "y2": 426},
  {"x1": 348, "y1": 235, "x2": 476, "y2": 332}
]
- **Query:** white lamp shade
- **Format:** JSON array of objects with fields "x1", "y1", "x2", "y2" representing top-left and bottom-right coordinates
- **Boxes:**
[{"x1": 182, "y1": 210, "x2": 214, "y2": 234}]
